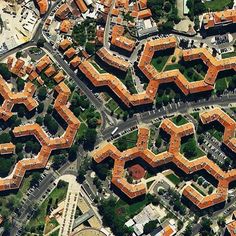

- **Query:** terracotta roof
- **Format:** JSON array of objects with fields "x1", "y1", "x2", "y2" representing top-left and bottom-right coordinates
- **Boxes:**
[
  {"x1": 70, "y1": 56, "x2": 82, "y2": 68},
  {"x1": 227, "y1": 220, "x2": 236, "y2": 236},
  {"x1": 96, "y1": 47, "x2": 130, "y2": 71},
  {"x1": 36, "y1": 55, "x2": 52, "y2": 72},
  {"x1": 45, "y1": 66, "x2": 56, "y2": 77},
  {"x1": 54, "y1": 70, "x2": 65, "y2": 83},
  {"x1": 36, "y1": 0, "x2": 49, "y2": 15},
  {"x1": 203, "y1": 9, "x2": 236, "y2": 29},
  {"x1": 64, "y1": 47, "x2": 76, "y2": 59},
  {"x1": 60, "y1": 20, "x2": 72, "y2": 33},
  {"x1": 138, "y1": 9, "x2": 152, "y2": 19},
  {"x1": 74, "y1": 0, "x2": 88, "y2": 13},
  {"x1": 0, "y1": 80, "x2": 80, "y2": 191},
  {"x1": 111, "y1": 25, "x2": 136, "y2": 52},
  {"x1": 55, "y1": 3, "x2": 71, "y2": 20},
  {"x1": 93, "y1": 108, "x2": 236, "y2": 209},
  {"x1": 59, "y1": 39, "x2": 72, "y2": 51}
]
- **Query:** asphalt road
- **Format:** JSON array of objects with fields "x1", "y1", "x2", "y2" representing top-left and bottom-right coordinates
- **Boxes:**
[{"x1": 101, "y1": 93, "x2": 236, "y2": 141}]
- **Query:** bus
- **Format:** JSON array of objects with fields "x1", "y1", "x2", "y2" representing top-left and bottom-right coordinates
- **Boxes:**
[{"x1": 111, "y1": 127, "x2": 118, "y2": 136}]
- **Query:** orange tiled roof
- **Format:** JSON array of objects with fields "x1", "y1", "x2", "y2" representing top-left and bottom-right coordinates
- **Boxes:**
[
  {"x1": 93, "y1": 108, "x2": 236, "y2": 209},
  {"x1": 96, "y1": 47, "x2": 130, "y2": 71},
  {"x1": 36, "y1": 55, "x2": 52, "y2": 72},
  {"x1": 111, "y1": 25, "x2": 136, "y2": 52},
  {"x1": 138, "y1": 9, "x2": 152, "y2": 19},
  {"x1": 0, "y1": 80, "x2": 80, "y2": 191},
  {"x1": 36, "y1": 0, "x2": 49, "y2": 15},
  {"x1": 45, "y1": 66, "x2": 56, "y2": 77},
  {"x1": 54, "y1": 70, "x2": 65, "y2": 83},
  {"x1": 60, "y1": 20, "x2": 72, "y2": 33},
  {"x1": 64, "y1": 47, "x2": 76, "y2": 59},
  {"x1": 0, "y1": 75, "x2": 38, "y2": 121},
  {"x1": 70, "y1": 56, "x2": 82, "y2": 68},
  {"x1": 74, "y1": 0, "x2": 88, "y2": 13},
  {"x1": 80, "y1": 35, "x2": 236, "y2": 108},
  {"x1": 55, "y1": 3, "x2": 71, "y2": 20},
  {"x1": 59, "y1": 39, "x2": 72, "y2": 51},
  {"x1": 203, "y1": 9, "x2": 236, "y2": 29},
  {"x1": 227, "y1": 220, "x2": 236, "y2": 236}
]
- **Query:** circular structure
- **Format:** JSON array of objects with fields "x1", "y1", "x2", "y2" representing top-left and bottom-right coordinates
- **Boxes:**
[
  {"x1": 128, "y1": 164, "x2": 146, "y2": 180},
  {"x1": 74, "y1": 228, "x2": 106, "y2": 236}
]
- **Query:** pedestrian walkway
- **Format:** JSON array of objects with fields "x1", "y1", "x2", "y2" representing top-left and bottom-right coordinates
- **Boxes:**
[{"x1": 58, "y1": 175, "x2": 81, "y2": 236}]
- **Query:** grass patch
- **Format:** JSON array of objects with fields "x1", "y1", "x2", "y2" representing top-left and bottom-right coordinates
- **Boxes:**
[
  {"x1": 91, "y1": 61, "x2": 106, "y2": 73},
  {"x1": 191, "y1": 184, "x2": 206, "y2": 196},
  {"x1": 191, "y1": 112, "x2": 199, "y2": 122},
  {"x1": 76, "y1": 122, "x2": 87, "y2": 141},
  {"x1": 115, "y1": 196, "x2": 149, "y2": 219},
  {"x1": 181, "y1": 136, "x2": 205, "y2": 160},
  {"x1": 114, "y1": 130, "x2": 138, "y2": 150},
  {"x1": 221, "y1": 51, "x2": 236, "y2": 59},
  {"x1": 164, "y1": 63, "x2": 181, "y2": 71},
  {"x1": 204, "y1": 0, "x2": 232, "y2": 11},
  {"x1": 148, "y1": 128, "x2": 156, "y2": 149},
  {"x1": 172, "y1": 115, "x2": 188, "y2": 126},
  {"x1": 45, "y1": 218, "x2": 59, "y2": 234},
  {"x1": 166, "y1": 173, "x2": 181, "y2": 185},
  {"x1": 106, "y1": 99, "x2": 119, "y2": 112},
  {"x1": 151, "y1": 55, "x2": 170, "y2": 72}
]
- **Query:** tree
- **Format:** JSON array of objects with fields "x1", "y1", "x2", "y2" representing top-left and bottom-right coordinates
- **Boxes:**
[
  {"x1": 38, "y1": 86, "x2": 47, "y2": 100},
  {"x1": 117, "y1": 136, "x2": 127, "y2": 151},
  {"x1": 87, "y1": 117, "x2": 98, "y2": 129},
  {"x1": 36, "y1": 116, "x2": 43, "y2": 125},
  {"x1": 16, "y1": 78, "x2": 25, "y2": 91},
  {"x1": 183, "y1": 224, "x2": 192, "y2": 236},
  {"x1": 32, "y1": 142, "x2": 41, "y2": 154},
  {"x1": 177, "y1": 220, "x2": 183, "y2": 230},
  {"x1": 37, "y1": 37, "x2": 46, "y2": 47},
  {"x1": 52, "y1": 155, "x2": 66, "y2": 170},
  {"x1": 0, "y1": 63, "x2": 11, "y2": 80},
  {"x1": 217, "y1": 217, "x2": 225, "y2": 227},
  {"x1": 143, "y1": 220, "x2": 158, "y2": 234},
  {"x1": 200, "y1": 217, "x2": 214, "y2": 236},
  {"x1": 30, "y1": 172, "x2": 41, "y2": 187},
  {"x1": 37, "y1": 103, "x2": 44, "y2": 113},
  {"x1": 0, "y1": 133, "x2": 11, "y2": 143},
  {"x1": 208, "y1": 186, "x2": 213, "y2": 194},
  {"x1": 84, "y1": 128, "x2": 97, "y2": 150},
  {"x1": 85, "y1": 42, "x2": 95, "y2": 55},
  {"x1": 25, "y1": 140, "x2": 33, "y2": 153},
  {"x1": 16, "y1": 143, "x2": 23, "y2": 154},
  {"x1": 68, "y1": 144, "x2": 78, "y2": 161},
  {"x1": 16, "y1": 51, "x2": 22, "y2": 59},
  {"x1": 18, "y1": 106, "x2": 26, "y2": 117}
]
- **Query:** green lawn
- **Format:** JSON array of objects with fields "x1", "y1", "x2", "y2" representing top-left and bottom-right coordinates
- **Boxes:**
[
  {"x1": 164, "y1": 63, "x2": 181, "y2": 71},
  {"x1": 181, "y1": 136, "x2": 205, "y2": 160},
  {"x1": 114, "y1": 130, "x2": 138, "y2": 150},
  {"x1": 115, "y1": 197, "x2": 149, "y2": 219},
  {"x1": 114, "y1": 107, "x2": 125, "y2": 117},
  {"x1": 172, "y1": 115, "x2": 188, "y2": 126},
  {"x1": 106, "y1": 99, "x2": 119, "y2": 112},
  {"x1": 191, "y1": 184, "x2": 206, "y2": 196},
  {"x1": 76, "y1": 122, "x2": 87, "y2": 141},
  {"x1": 191, "y1": 112, "x2": 200, "y2": 122},
  {"x1": 151, "y1": 55, "x2": 170, "y2": 72},
  {"x1": 91, "y1": 62, "x2": 106, "y2": 73},
  {"x1": 166, "y1": 173, "x2": 181, "y2": 185},
  {"x1": 147, "y1": 180, "x2": 155, "y2": 189},
  {"x1": 28, "y1": 181, "x2": 68, "y2": 233},
  {"x1": 204, "y1": 0, "x2": 232, "y2": 11},
  {"x1": 221, "y1": 51, "x2": 236, "y2": 59}
]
